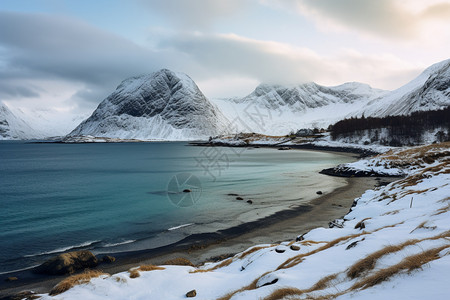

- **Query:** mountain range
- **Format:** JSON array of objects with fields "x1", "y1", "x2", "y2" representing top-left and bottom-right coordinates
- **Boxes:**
[{"x1": 1, "y1": 59, "x2": 449, "y2": 140}]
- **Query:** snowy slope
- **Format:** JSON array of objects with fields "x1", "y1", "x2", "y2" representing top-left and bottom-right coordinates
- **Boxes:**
[
  {"x1": 212, "y1": 82, "x2": 387, "y2": 135},
  {"x1": 363, "y1": 59, "x2": 450, "y2": 117},
  {"x1": 69, "y1": 69, "x2": 230, "y2": 141},
  {"x1": 37, "y1": 143, "x2": 450, "y2": 300},
  {"x1": 0, "y1": 103, "x2": 44, "y2": 140}
]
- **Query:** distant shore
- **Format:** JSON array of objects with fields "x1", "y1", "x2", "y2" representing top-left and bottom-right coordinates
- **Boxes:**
[{"x1": 0, "y1": 149, "x2": 393, "y2": 298}]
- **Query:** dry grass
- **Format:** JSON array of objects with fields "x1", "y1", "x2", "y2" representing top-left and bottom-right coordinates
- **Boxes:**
[
  {"x1": 377, "y1": 142, "x2": 450, "y2": 168},
  {"x1": 433, "y1": 203, "x2": 450, "y2": 216},
  {"x1": 238, "y1": 246, "x2": 269, "y2": 259},
  {"x1": 190, "y1": 257, "x2": 234, "y2": 274},
  {"x1": 50, "y1": 270, "x2": 108, "y2": 295},
  {"x1": 348, "y1": 231, "x2": 450, "y2": 280},
  {"x1": 128, "y1": 265, "x2": 165, "y2": 278},
  {"x1": 163, "y1": 257, "x2": 194, "y2": 266},
  {"x1": 354, "y1": 218, "x2": 371, "y2": 229},
  {"x1": 410, "y1": 221, "x2": 437, "y2": 233},
  {"x1": 278, "y1": 233, "x2": 366, "y2": 270},
  {"x1": 381, "y1": 210, "x2": 400, "y2": 216},
  {"x1": 216, "y1": 275, "x2": 263, "y2": 300},
  {"x1": 347, "y1": 239, "x2": 419, "y2": 279},
  {"x1": 262, "y1": 287, "x2": 304, "y2": 300},
  {"x1": 138, "y1": 264, "x2": 165, "y2": 271},
  {"x1": 128, "y1": 269, "x2": 140, "y2": 278},
  {"x1": 261, "y1": 273, "x2": 339, "y2": 300},
  {"x1": 352, "y1": 245, "x2": 450, "y2": 290}
]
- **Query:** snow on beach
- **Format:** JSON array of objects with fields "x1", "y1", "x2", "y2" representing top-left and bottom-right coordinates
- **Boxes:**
[{"x1": 39, "y1": 143, "x2": 450, "y2": 300}]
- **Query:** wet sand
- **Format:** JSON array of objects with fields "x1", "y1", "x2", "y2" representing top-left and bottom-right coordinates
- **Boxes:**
[{"x1": 0, "y1": 170, "x2": 396, "y2": 298}]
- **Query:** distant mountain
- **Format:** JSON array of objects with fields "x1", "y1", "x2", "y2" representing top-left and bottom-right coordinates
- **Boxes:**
[
  {"x1": 0, "y1": 103, "x2": 43, "y2": 140},
  {"x1": 212, "y1": 82, "x2": 387, "y2": 135},
  {"x1": 68, "y1": 69, "x2": 230, "y2": 140},
  {"x1": 213, "y1": 59, "x2": 450, "y2": 135},
  {"x1": 234, "y1": 82, "x2": 387, "y2": 112}
]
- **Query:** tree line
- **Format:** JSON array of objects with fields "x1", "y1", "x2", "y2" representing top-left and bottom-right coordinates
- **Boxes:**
[{"x1": 330, "y1": 106, "x2": 450, "y2": 146}]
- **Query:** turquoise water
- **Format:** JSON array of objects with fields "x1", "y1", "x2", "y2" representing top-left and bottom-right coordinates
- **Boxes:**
[{"x1": 0, "y1": 141, "x2": 353, "y2": 273}]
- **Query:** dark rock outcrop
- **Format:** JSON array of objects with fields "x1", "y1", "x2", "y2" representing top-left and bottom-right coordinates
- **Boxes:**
[{"x1": 34, "y1": 250, "x2": 98, "y2": 275}]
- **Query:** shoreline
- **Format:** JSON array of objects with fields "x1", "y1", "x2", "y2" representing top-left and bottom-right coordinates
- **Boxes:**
[{"x1": 0, "y1": 148, "x2": 389, "y2": 298}]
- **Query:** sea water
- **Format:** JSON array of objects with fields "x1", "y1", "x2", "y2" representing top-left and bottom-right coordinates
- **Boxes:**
[{"x1": 0, "y1": 141, "x2": 353, "y2": 274}]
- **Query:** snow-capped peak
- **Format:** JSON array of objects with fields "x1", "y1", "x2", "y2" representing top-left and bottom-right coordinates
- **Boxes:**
[{"x1": 68, "y1": 69, "x2": 230, "y2": 141}]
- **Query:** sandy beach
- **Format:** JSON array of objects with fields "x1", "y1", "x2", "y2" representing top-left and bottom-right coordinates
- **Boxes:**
[{"x1": 0, "y1": 159, "x2": 395, "y2": 299}]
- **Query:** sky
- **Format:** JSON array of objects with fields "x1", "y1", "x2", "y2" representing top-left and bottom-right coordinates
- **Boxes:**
[{"x1": 0, "y1": 0, "x2": 450, "y2": 118}]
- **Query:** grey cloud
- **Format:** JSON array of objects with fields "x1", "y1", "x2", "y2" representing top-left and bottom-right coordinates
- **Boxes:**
[
  {"x1": 0, "y1": 11, "x2": 193, "y2": 107},
  {"x1": 0, "y1": 82, "x2": 40, "y2": 98}
]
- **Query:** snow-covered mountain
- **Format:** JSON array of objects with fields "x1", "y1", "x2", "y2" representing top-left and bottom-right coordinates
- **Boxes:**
[
  {"x1": 68, "y1": 69, "x2": 230, "y2": 140},
  {"x1": 213, "y1": 59, "x2": 450, "y2": 135},
  {"x1": 212, "y1": 82, "x2": 387, "y2": 134},
  {"x1": 363, "y1": 59, "x2": 450, "y2": 117},
  {"x1": 0, "y1": 103, "x2": 44, "y2": 140}
]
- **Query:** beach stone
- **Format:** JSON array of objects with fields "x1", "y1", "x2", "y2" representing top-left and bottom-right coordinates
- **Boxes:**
[
  {"x1": 5, "y1": 276, "x2": 18, "y2": 281},
  {"x1": 316, "y1": 191, "x2": 323, "y2": 195},
  {"x1": 290, "y1": 245, "x2": 300, "y2": 251},
  {"x1": 296, "y1": 234, "x2": 305, "y2": 242},
  {"x1": 275, "y1": 246, "x2": 286, "y2": 253},
  {"x1": 236, "y1": 197, "x2": 244, "y2": 200},
  {"x1": 186, "y1": 289, "x2": 197, "y2": 297},
  {"x1": 183, "y1": 189, "x2": 192, "y2": 193},
  {"x1": 101, "y1": 255, "x2": 116, "y2": 263},
  {"x1": 34, "y1": 250, "x2": 98, "y2": 275}
]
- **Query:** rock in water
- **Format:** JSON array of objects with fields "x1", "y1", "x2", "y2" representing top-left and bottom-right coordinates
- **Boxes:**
[
  {"x1": 34, "y1": 250, "x2": 98, "y2": 275},
  {"x1": 68, "y1": 69, "x2": 230, "y2": 141}
]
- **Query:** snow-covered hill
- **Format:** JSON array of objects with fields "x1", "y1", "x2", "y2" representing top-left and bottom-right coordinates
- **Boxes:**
[
  {"x1": 68, "y1": 69, "x2": 230, "y2": 141},
  {"x1": 0, "y1": 103, "x2": 44, "y2": 140}
]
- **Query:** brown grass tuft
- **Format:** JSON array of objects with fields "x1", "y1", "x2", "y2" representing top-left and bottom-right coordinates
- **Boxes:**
[
  {"x1": 50, "y1": 270, "x2": 108, "y2": 295},
  {"x1": 163, "y1": 257, "x2": 194, "y2": 267},
  {"x1": 128, "y1": 269, "x2": 140, "y2": 278},
  {"x1": 138, "y1": 264, "x2": 165, "y2": 272},
  {"x1": 278, "y1": 233, "x2": 366, "y2": 270},
  {"x1": 352, "y1": 245, "x2": 450, "y2": 290},
  {"x1": 262, "y1": 287, "x2": 304, "y2": 300},
  {"x1": 128, "y1": 264, "x2": 165, "y2": 278},
  {"x1": 347, "y1": 239, "x2": 420, "y2": 279},
  {"x1": 309, "y1": 274, "x2": 338, "y2": 291}
]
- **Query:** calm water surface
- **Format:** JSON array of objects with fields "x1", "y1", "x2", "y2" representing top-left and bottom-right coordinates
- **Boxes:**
[{"x1": 0, "y1": 141, "x2": 353, "y2": 273}]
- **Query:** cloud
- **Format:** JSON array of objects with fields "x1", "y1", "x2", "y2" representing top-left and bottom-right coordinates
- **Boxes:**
[
  {"x1": 136, "y1": 0, "x2": 249, "y2": 30},
  {"x1": 0, "y1": 11, "x2": 191, "y2": 109},
  {"x1": 0, "y1": 81, "x2": 41, "y2": 98},
  {"x1": 158, "y1": 31, "x2": 423, "y2": 91},
  {"x1": 0, "y1": 10, "x2": 431, "y2": 111},
  {"x1": 279, "y1": 0, "x2": 450, "y2": 40},
  {"x1": 422, "y1": 2, "x2": 450, "y2": 19}
]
